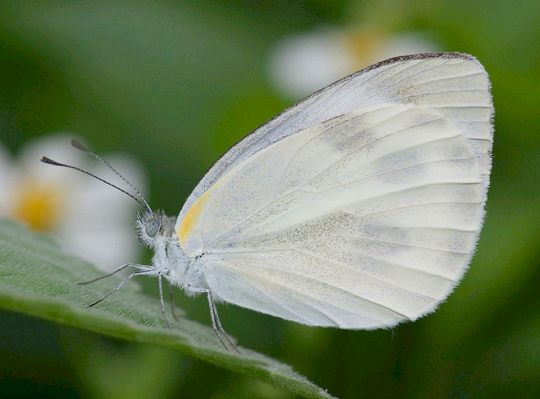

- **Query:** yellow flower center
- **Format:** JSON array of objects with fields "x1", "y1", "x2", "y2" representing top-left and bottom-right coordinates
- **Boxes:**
[
  {"x1": 12, "y1": 180, "x2": 64, "y2": 231},
  {"x1": 342, "y1": 29, "x2": 384, "y2": 70}
]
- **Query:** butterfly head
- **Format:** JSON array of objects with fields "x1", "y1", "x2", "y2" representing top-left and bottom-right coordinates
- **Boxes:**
[
  {"x1": 136, "y1": 210, "x2": 176, "y2": 248},
  {"x1": 136, "y1": 210, "x2": 163, "y2": 247}
]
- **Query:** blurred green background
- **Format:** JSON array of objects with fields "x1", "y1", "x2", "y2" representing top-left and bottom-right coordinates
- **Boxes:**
[{"x1": 1, "y1": 1, "x2": 539, "y2": 398}]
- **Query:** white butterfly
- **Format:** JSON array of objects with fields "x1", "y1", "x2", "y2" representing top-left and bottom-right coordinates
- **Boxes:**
[{"x1": 43, "y1": 52, "x2": 493, "y2": 349}]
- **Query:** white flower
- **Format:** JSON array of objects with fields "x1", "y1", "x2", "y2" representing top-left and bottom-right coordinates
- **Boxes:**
[
  {"x1": 268, "y1": 26, "x2": 438, "y2": 99},
  {"x1": 0, "y1": 134, "x2": 147, "y2": 271}
]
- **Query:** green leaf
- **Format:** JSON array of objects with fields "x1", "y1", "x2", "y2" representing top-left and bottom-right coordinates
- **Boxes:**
[{"x1": 0, "y1": 219, "x2": 334, "y2": 399}]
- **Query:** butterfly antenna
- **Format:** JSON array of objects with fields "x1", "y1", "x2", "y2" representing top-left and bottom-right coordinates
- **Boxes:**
[
  {"x1": 40, "y1": 156, "x2": 151, "y2": 212},
  {"x1": 71, "y1": 139, "x2": 152, "y2": 213}
]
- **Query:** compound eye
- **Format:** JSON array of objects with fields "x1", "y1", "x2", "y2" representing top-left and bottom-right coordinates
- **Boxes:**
[{"x1": 145, "y1": 219, "x2": 160, "y2": 238}]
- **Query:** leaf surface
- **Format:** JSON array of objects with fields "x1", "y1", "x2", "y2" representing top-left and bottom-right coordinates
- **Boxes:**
[{"x1": 0, "y1": 219, "x2": 334, "y2": 399}]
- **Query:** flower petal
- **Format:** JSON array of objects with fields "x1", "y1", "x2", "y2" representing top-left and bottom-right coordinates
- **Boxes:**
[
  {"x1": 268, "y1": 27, "x2": 353, "y2": 99},
  {"x1": 0, "y1": 142, "x2": 16, "y2": 213}
]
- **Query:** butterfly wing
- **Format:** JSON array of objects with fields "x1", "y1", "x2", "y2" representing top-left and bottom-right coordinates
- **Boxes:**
[
  {"x1": 180, "y1": 52, "x2": 492, "y2": 218},
  {"x1": 176, "y1": 53, "x2": 493, "y2": 329}
]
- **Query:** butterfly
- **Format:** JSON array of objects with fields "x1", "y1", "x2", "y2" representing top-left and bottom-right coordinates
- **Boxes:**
[{"x1": 42, "y1": 52, "x2": 493, "y2": 351}]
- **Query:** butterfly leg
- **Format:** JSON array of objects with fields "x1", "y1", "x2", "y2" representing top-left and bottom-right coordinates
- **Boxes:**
[
  {"x1": 157, "y1": 274, "x2": 172, "y2": 328},
  {"x1": 168, "y1": 281, "x2": 179, "y2": 321},
  {"x1": 207, "y1": 291, "x2": 240, "y2": 354},
  {"x1": 86, "y1": 269, "x2": 155, "y2": 308},
  {"x1": 78, "y1": 263, "x2": 150, "y2": 285},
  {"x1": 187, "y1": 285, "x2": 239, "y2": 353}
]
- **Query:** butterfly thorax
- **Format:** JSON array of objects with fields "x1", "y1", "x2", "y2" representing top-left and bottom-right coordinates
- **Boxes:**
[{"x1": 136, "y1": 209, "x2": 207, "y2": 293}]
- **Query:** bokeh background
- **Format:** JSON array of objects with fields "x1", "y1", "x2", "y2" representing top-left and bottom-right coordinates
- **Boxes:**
[{"x1": 1, "y1": 1, "x2": 539, "y2": 398}]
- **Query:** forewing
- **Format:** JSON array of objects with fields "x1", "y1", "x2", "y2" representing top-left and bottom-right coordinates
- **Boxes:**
[{"x1": 178, "y1": 52, "x2": 492, "y2": 225}]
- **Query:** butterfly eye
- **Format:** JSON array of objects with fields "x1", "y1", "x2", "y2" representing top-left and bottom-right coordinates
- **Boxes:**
[{"x1": 145, "y1": 218, "x2": 161, "y2": 238}]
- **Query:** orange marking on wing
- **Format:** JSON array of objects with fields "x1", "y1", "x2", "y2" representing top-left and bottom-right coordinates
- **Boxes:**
[{"x1": 177, "y1": 189, "x2": 212, "y2": 245}]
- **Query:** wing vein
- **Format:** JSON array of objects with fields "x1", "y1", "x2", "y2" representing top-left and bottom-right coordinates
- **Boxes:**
[
  {"x1": 303, "y1": 117, "x2": 452, "y2": 190},
  {"x1": 211, "y1": 183, "x2": 482, "y2": 247},
  {"x1": 409, "y1": 88, "x2": 488, "y2": 96},
  {"x1": 315, "y1": 155, "x2": 476, "y2": 193},
  {"x1": 236, "y1": 199, "x2": 482, "y2": 246},
  {"x1": 248, "y1": 277, "x2": 345, "y2": 326},
  {"x1": 411, "y1": 71, "x2": 485, "y2": 86},
  {"x1": 296, "y1": 233, "x2": 470, "y2": 255},
  {"x1": 218, "y1": 259, "x2": 408, "y2": 320},
  {"x1": 292, "y1": 248, "x2": 454, "y2": 287},
  {"x1": 213, "y1": 248, "x2": 446, "y2": 297},
  {"x1": 357, "y1": 59, "x2": 450, "y2": 106},
  {"x1": 206, "y1": 115, "x2": 450, "y2": 247}
]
